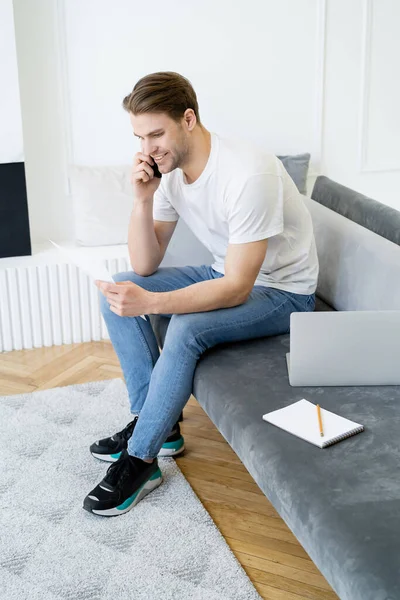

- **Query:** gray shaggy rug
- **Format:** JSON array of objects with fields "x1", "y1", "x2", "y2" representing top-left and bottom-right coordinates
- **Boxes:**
[{"x1": 0, "y1": 377, "x2": 261, "y2": 600}]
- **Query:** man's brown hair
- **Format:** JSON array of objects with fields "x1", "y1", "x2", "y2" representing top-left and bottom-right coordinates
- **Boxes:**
[{"x1": 122, "y1": 71, "x2": 201, "y2": 125}]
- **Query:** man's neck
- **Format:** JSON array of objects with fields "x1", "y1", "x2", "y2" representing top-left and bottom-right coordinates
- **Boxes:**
[{"x1": 182, "y1": 128, "x2": 211, "y2": 184}]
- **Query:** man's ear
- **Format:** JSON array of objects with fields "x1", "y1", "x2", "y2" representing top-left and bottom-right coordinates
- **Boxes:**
[{"x1": 183, "y1": 108, "x2": 196, "y2": 132}]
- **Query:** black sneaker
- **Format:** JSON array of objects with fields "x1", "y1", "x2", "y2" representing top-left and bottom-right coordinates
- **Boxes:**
[
  {"x1": 83, "y1": 449, "x2": 162, "y2": 517},
  {"x1": 90, "y1": 414, "x2": 185, "y2": 462},
  {"x1": 157, "y1": 421, "x2": 184, "y2": 457}
]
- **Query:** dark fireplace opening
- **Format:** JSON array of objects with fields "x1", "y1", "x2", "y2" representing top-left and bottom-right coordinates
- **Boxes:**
[{"x1": 0, "y1": 162, "x2": 31, "y2": 259}]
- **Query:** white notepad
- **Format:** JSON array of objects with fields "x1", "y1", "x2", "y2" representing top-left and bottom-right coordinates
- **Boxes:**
[{"x1": 262, "y1": 399, "x2": 364, "y2": 448}]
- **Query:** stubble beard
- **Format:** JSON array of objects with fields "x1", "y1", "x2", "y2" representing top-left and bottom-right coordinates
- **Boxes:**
[{"x1": 163, "y1": 131, "x2": 191, "y2": 173}]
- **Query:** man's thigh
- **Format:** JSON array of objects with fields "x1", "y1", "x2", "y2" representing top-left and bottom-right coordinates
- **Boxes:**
[{"x1": 163, "y1": 286, "x2": 315, "y2": 353}]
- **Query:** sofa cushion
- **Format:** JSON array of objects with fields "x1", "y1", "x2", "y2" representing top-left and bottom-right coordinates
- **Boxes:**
[
  {"x1": 277, "y1": 153, "x2": 310, "y2": 195},
  {"x1": 69, "y1": 165, "x2": 132, "y2": 246},
  {"x1": 304, "y1": 197, "x2": 400, "y2": 311},
  {"x1": 312, "y1": 176, "x2": 400, "y2": 246},
  {"x1": 314, "y1": 295, "x2": 334, "y2": 312}
]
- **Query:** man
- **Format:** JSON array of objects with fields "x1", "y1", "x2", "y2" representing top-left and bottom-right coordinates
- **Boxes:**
[{"x1": 83, "y1": 71, "x2": 319, "y2": 517}]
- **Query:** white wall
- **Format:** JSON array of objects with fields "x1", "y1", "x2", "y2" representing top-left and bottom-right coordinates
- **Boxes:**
[
  {"x1": 12, "y1": 0, "x2": 323, "y2": 252},
  {"x1": 11, "y1": 0, "x2": 400, "y2": 251}
]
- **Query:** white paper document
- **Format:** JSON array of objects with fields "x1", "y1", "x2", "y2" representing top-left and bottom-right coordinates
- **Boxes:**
[{"x1": 49, "y1": 240, "x2": 146, "y2": 320}]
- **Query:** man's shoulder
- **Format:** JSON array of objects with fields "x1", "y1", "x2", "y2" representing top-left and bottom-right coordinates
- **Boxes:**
[{"x1": 216, "y1": 133, "x2": 281, "y2": 178}]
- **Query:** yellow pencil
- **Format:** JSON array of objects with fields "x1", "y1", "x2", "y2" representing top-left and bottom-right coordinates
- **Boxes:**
[{"x1": 317, "y1": 404, "x2": 324, "y2": 437}]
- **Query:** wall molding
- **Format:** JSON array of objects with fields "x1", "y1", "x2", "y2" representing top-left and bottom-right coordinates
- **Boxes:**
[
  {"x1": 310, "y1": 0, "x2": 327, "y2": 177},
  {"x1": 55, "y1": 0, "x2": 74, "y2": 196},
  {"x1": 358, "y1": 0, "x2": 400, "y2": 173}
]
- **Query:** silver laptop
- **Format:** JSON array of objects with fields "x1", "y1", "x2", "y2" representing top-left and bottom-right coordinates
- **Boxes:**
[{"x1": 286, "y1": 311, "x2": 400, "y2": 386}]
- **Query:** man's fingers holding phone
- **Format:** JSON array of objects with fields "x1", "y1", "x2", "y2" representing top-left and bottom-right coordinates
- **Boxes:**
[
  {"x1": 134, "y1": 152, "x2": 162, "y2": 179},
  {"x1": 133, "y1": 160, "x2": 153, "y2": 182},
  {"x1": 133, "y1": 152, "x2": 155, "y2": 168},
  {"x1": 134, "y1": 152, "x2": 161, "y2": 177},
  {"x1": 133, "y1": 152, "x2": 162, "y2": 179},
  {"x1": 131, "y1": 152, "x2": 161, "y2": 201}
]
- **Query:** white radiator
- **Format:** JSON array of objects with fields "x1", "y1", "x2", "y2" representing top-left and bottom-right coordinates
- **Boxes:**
[{"x1": 0, "y1": 253, "x2": 131, "y2": 352}]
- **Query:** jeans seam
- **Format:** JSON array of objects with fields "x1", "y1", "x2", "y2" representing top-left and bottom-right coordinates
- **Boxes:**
[
  {"x1": 132, "y1": 317, "x2": 156, "y2": 369},
  {"x1": 104, "y1": 307, "x2": 153, "y2": 366}
]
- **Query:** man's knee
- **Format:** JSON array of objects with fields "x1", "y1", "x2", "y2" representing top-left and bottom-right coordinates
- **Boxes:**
[
  {"x1": 112, "y1": 270, "x2": 142, "y2": 284},
  {"x1": 164, "y1": 313, "x2": 207, "y2": 356}
]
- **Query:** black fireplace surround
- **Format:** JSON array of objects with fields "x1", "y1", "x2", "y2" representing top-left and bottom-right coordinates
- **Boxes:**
[{"x1": 0, "y1": 162, "x2": 31, "y2": 259}]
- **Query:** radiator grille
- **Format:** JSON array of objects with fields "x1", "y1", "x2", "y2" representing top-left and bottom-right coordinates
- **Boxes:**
[{"x1": 0, "y1": 257, "x2": 130, "y2": 352}]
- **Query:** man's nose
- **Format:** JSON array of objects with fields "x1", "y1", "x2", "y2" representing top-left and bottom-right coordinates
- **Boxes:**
[{"x1": 142, "y1": 140, "x2": 157, "y2": 157}]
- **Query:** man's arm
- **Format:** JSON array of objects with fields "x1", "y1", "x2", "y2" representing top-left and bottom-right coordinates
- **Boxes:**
[
  {"x1": 128, "y1": 150, "x2": 179, "y2": 276},
  {"x1": 128, "y1": 200, "x2": 177, "y2": 276},
  {"x1": 151, "y1": 239, "x2": 268, "y2": 314}
]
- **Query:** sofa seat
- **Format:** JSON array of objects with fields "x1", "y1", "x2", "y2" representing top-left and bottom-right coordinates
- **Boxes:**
[{"x1": 149, "y1": 294, "x2": 400, "y2": 600}]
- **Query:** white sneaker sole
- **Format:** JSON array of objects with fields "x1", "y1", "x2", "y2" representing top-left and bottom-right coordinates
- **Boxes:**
[
  {"x1": 157, "y1": 444, "x2": 185, "y2": 457},
  {"x1": 90, "y1": 451, "x2": 121, "y2": 463}
]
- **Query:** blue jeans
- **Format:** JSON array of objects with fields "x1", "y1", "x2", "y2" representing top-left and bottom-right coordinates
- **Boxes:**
[{"x1": 100, "y1": 265, "x2": 315, "y2": 460}]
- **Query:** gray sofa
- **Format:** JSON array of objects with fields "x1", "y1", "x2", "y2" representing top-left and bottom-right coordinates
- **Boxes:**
[{"x1": 150, "y1": 177, "x2": 400, "y2": 600}]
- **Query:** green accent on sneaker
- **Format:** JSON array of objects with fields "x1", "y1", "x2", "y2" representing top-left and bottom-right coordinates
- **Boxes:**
[
  {"x1": 161, "y1": 437, "x2": 184, "y2": 451},
  {"x1": 110, "y1": 452, "x2": 122, "y2": 459},
  {"x1": 116, "y1": 486, "x2": 141, "y2": 510},
  {"x1": 150, "y1": 468, "x2": 162, "y2": 481},
  {"x1": 116, "y1": 469, "x2": 161, "y2": 510}
]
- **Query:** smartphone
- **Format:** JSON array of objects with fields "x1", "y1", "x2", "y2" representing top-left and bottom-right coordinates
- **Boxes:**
[{"x1": 151, "y1": 160, "x2": 162, "y2": 178}]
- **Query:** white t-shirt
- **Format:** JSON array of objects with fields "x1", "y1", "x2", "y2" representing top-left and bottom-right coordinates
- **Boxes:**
[{"x1": 153, "y1": 132, "x2": 319, "y2": 295}]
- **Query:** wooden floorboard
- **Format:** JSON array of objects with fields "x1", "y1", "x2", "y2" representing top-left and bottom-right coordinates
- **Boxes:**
[{"x1": 0, "y1": 341, "x2": 339, "y2": 599}]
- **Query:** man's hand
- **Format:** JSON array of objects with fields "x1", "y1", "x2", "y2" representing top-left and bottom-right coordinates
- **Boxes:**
[
  {"x1": 131, "y1": 152, "x2": 161, "y2": 203},
  {"x1": 95, "y1": 280, "x2": 154, "y2": 317}
]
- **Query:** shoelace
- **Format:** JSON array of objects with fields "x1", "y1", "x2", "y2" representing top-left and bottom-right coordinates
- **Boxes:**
[
  {"x1": 104, "y1": 450, "x2": 137, "y2": 488},
  {"x1": 116, "y1": 417, "x2": 138, "y2": 442}
]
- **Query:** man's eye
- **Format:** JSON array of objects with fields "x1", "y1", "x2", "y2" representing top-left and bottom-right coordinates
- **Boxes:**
[{"x1": 135, "y1": 133, "x2": 163, "y2": 140}]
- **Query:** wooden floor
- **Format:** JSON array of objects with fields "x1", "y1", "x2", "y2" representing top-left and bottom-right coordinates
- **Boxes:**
[{"x1": 0, "y1": 341, "x2": 339, "y2": 600}]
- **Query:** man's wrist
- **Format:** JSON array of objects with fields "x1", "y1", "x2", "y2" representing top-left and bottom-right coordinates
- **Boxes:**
[
  {"x1": 148, "y1": 290, "x2": 161, "y2": 315},
  {"x1": 133, "y1": 196, "x2": 154, "y2": 208}
]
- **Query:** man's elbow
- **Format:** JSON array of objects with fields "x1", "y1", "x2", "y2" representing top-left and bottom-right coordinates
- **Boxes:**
[
  {"x1": 129, "y1": 256, "x2": 160, "y2": 277},
  {"x1": 133, "y1": 268, "x2": 157, "y2": 277},
  {"x1": 238, "y1": 290, "x2": 251, "y2": 305},
  {"x1": 227, "y1": 282, "x2": 251, "y2": 307}
]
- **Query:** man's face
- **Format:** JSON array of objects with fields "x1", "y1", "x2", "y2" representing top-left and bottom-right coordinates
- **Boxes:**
[{"x1": 130, "y1": 112, "x2": 191, "y2": 174}]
